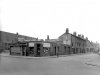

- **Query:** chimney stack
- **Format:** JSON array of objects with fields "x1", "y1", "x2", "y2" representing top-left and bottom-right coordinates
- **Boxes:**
[
  {"x1": 66, "y1": 28, "x2": 69, "y2": 33},
  {"x1": 86, "y1": 37, "x2": 88, "y2": 40},
  {"x1": 73, "y1": 32, "x2": 77, "y2": 36},
  {"x1": 47, "y1": 35, "x2": 49, "y2": 40},
  {"x1": 82, "y1": 35, "x2": 84, "y2": 39},
  {"x1": 78, "y1": 34, "x2": 81, "y2": 37}
]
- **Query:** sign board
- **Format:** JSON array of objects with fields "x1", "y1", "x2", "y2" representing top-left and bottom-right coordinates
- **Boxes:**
[
  {"x1": 43, "y1": 43, "x2": 50, "y2": 47},
  {"x1": 18, "y1": 38, "x2": 24, "y2": 42},
  {"x1": 29, "y1": 42, "x2": 34, "y2": 47}
]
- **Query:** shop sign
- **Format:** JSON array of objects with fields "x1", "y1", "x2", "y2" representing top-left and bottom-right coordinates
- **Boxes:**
[
  {"x1": 18, "y1": 38, "x2": 24, "y2": 42},
  {"x1": 29, "y1": 42, "x2": 34, "y2": 47},
  {"x1": 43, "y1": 43, "x2": 50, "y2": 47}
]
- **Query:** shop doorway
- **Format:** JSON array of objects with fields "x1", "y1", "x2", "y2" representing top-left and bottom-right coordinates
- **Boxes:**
[
  {"x1": 36, "y1": 44, "x2": 41, "y2": 56},
  {"x1": 28, "y1": 47, "x2": 34, "y2": 56}
]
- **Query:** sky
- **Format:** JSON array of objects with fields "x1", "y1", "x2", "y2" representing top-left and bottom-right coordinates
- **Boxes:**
[{"x1": 0, "y1": 0, "x2": 100, "y2": 43}]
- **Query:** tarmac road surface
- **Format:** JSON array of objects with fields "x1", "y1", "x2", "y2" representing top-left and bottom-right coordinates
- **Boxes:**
[{"x1": 0, "y1": 53, "x2": 100, "y2": 75}]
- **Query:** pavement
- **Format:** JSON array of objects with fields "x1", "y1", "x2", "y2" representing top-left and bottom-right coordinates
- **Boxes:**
[
  {"x1": 0, "y1": 53, "x2": 57, "y2": 59},
  {"x1": 0, "y1": 52, "x2": 92, "y2": 58}
]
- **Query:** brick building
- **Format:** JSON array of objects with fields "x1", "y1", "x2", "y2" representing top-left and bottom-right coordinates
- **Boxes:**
[
  {"x1": 58, "y1": 28, "x2": 98, "y2": 54},
  {"x1": 58, "y1": 28, "x2": 87, "y2": 54},
  {"x1": 0, "y1": 31, "x2": 36, "y2": 52}
]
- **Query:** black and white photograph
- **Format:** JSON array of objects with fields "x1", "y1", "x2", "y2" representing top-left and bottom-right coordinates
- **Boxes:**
[{"x1": 0, "y1": 0, "x2": 100, "y2": 75}]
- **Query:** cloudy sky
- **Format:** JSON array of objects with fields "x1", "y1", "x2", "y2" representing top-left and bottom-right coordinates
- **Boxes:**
[{"x1": 1, "y1": 0, "x2": 100, "y2": 42}]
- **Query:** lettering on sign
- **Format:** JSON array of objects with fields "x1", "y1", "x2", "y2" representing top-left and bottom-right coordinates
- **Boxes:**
[
  {"x1": 29, "y1": 43, "x2": 34, "y2": 47},
  {"x1": 43, "y1": 43, "x2": 50, "y2": 47},
  {"x1": 18, "y1": 38, "x2": 24, "y2": 42}
]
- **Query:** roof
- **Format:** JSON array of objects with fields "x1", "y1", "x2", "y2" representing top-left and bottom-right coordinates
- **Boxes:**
[
  {"x1": 0, "y1": 31, "x2": 37, "y2": 43},
  {"x1": 58, "y1": 32, "x2": 86, "y2": 41}
]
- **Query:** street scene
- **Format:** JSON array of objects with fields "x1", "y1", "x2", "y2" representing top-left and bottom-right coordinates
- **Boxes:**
[
  {"x1": 0, "y1": 24, "x2": 100, "y2": 75},
  {"x1": 1, "y1": 0, "x2": 100, "y2": 75},
  {"x1": 0, "y1": 53, "x2": 100, "y2": 75}
]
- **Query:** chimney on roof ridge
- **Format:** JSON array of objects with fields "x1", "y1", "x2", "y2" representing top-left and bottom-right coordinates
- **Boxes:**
[
  {"x1": 73, "y1": 32, "x2": 77, "y2": 36},
  {"x1": 78, "y1": 34, "x2": 81, "y2": 37},
  {"x1": 47, "y1": 35, "x2": 49, "y2": 40},
  {"x1": 86, "y1": 37, "x2": 88, "y2": 40},
  {"x1": 82, "y1": 35, "x2": 84, "y2": 39},
  {"x1": 66, "y1": 28, "x2": 69, "y2": 33}
]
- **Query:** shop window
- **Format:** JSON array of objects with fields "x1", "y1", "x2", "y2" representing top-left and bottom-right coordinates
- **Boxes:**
[
  {"x1": 29, "y1": 47, "x2": 34, "y2": 54},
  {"x1": 43, "y1": 47, "x2": 49, "y2": 53}
]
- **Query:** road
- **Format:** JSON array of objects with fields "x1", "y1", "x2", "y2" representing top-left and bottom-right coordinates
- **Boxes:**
[{"x1": 0, "y1": 53, "x2": 100, "y2": 75}]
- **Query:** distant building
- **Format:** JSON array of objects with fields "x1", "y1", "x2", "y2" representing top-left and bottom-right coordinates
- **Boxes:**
[
  {"x1": 45, "y1": 35, "x2": 62, "y2": 44},
  {"x1": 0, "y1": 31, "x2": 36, "y2": 51},
  {"x1": 92, "y1": 42, "x2": 100, "y2": 52}
]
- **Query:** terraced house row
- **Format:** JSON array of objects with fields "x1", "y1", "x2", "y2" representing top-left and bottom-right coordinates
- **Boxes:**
[
  {"x1": 45, "y1": 28, "x2": 96, "y2": 54},
  {"x1": 0, "y1": 28, "x2": 99, "y2": 56}
]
